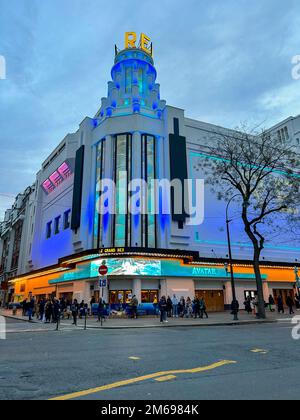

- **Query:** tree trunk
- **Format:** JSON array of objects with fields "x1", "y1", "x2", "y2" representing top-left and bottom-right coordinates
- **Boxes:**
[{"x1": 253, "y1": 248, "x2": 266, "y2": 319}]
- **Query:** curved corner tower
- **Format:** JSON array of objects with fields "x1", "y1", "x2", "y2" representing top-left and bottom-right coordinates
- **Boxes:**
[{"x1": 92, "y1": 34, "x2": 170, "y2": 251}]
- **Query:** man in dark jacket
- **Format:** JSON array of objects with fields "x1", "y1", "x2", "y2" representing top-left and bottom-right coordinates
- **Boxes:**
[
  {"x1": 159, "y1": 296, "x2": 168, "y2": 323},
  {"x1": 277, "y1": 295, "x2": 284, "y2": 314},
  {"x1": 286, "y1": 295, "x2": 295, "y2": 315}
]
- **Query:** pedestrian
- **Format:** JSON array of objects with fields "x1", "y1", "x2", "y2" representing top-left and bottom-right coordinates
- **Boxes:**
[
  {"x1": 231, "y1": 299, "x2": 239, "y2": 317},
  {"x1": 97, "y1": 298, "x2": 105, "y2": 322},
  {"x1": 27, "y1": 296, "x2": 35, "y2": 321},
  {"x1": 171, "y1": 295, "x2": 178, "y2": 318},
  {"x1": 22, "y1": 299, "x2": 27, "y2": 316},
  {"x1": 295, "y1": 295, "x2": 300, "y2": 310},
  {"x1": 244, "y1": 296, "x2": 252, "y2": 314},
  {"x1": 39, "y1": 298, "x2": 45, "y2": 321},
  {"x1": 53, "y1": 299, "x2": 61, "y2": 322},
  {"x1": 130, "y1": 295, "x2": 138, "y2": 319},
  {"x1": 159, "y1": 296, "x2": 168, "y2": 323},
  {"x1": 286, "y1": 295, "x2": 295, "y2": 315},
  {"x1": 90, "y1": 296, "x2": 96, "y2": 315},
  {"x1": 277, "y1": 295, "x2": 284, "y2": 314},
  {"x1": 199, "y1": 297, "x2": 208, "y2": 319},
  {"x1": 179, "y1": 297, "x2": 185, "y2": 318},
  {"x1": 71, "y1": 299, "x2": 79, "y2": 325},
  {"x1": 185, "y1": 297, "x2": 193, "y2": 318},
  {"x1": 45, "y1": 299, "x2": 52, "y2": 323},
  {"x1": 193, "y1": 297, "x2": 201, "y2": 319},
  {"x1": 268, "y1": 295, "x2": 275, "y2": 312},
  {"x1": 166, "y1": 296, "x2": 173, "y2": 318}
]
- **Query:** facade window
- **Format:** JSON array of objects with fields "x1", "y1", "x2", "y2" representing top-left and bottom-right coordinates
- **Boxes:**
[
  {"x1": 64, "y1": 209, "x2": 71, "y2": 230},
  {"x1": 94, "y1": 140, "x2": 104, "y2": 248},
  {"x1": 54, "y1": 216, "x2": 61, "y2": 235},
  {"x1": 141, "y1": 290, "x2": 158, "y2": 303},
  {"x1": 138, "y1": 68, "x2": 144, "y2": 94},
  {"x1": 141, "y1": 135, "x2": 156, "y2": 248},
  {"x1": 114, "y1": 134, "x2": 132, "y2": 247},
  {"x1": 109, "y1": 290, "x2": 132, "y2": 305},
  {"x1": 46, "y1": 221, "x2": 52, "y2": 239},
  {"x1": 125, "y1": 67, "x2": 132, "y2": 94}
]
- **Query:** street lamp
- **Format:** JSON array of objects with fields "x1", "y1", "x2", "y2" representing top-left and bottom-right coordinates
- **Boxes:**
[{"x1": 226, "y1": 194, "x2": 240, "y2": 321}]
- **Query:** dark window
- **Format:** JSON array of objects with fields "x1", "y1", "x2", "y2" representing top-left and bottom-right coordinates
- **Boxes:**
[
  {"x1": 54, "y1": 216, "x2": 61, "y2": 234},
  {"x1": 64, "y1": 210, "x2": 71, "y2": 230},
  {"x1": 46, "y1": 221, "x2": 52, "y2": 239}
]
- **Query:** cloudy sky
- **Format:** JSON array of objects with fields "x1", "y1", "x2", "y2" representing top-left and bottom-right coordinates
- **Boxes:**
[{"x1": 0, "y1": 0, "x2": 299, "y2": 219}]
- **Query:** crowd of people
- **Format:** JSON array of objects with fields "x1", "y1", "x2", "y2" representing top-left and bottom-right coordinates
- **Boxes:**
[
  {"x1": 12, "y1": 292, "x2": 300, "y2": 325},
  {"x1": 243, "y1": 293, "x2": 300, "y2": 316},
  {"x1": 157, "y1": 295, "x2": 208, "y2": 323}
]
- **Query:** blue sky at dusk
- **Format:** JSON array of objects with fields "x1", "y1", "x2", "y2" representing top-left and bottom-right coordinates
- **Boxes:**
[{"x1": 0, "y1": 0, "x2": 299, "y2": 218}]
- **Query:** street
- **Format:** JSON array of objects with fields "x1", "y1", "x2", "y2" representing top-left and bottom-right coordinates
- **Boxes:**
[{"x1": 0, "y1": 319, "x2": 299, "y2": 400}]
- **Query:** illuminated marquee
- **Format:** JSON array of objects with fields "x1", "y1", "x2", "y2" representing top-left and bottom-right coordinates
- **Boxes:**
[{"x1": 125, "y1": 32, "x2": 153, "y2": 56}]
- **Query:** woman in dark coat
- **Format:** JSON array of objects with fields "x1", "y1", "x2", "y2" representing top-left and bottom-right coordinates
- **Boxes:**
[
  {"x1": 45, "y1": 300, "x2": 52, "y2": 323},
  {"x1": 166, "y1": 296, "x2": 173, "y2": 318},
  {"x1": 244, "y1": 297, "x2": 252, "y2": 314},
  {"x1": 277, "y1": 295, "x2": 284, "y2": 314},
  {"x1": 159, "y1": 296, "x2": 168, "y2": 323}
]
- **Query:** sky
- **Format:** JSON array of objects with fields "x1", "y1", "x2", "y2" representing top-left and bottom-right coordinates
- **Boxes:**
[{"x1": 0, "y1": 0, "x2": 299, "y2": 219}]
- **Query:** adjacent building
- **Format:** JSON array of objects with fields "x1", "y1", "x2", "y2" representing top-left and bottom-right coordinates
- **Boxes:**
[{"x1": 2, "y1": 33, "x2": 300, "y2": 311}]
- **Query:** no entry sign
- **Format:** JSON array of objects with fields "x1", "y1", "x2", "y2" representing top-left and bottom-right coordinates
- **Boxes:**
[{"x1": 99, "y1": 265, "x2": 108, "y2": 276}]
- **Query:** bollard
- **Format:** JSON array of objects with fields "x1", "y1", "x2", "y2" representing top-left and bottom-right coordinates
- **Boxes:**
[{"x1": 84, "y1": 313, "x2": 87, "y2": 330}]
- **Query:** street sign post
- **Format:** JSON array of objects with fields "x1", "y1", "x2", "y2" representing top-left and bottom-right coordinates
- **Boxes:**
[{"x1": 99, "y1": 265, "x2": 108, "y2": 276}]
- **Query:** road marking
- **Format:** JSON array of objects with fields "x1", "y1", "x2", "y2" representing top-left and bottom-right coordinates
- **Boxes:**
[
  {"x1": 129, "y1": 357, "x2": 141, "y2": 360},
  {"x1": 155, "y1": 375, "x2": 176, "y2": 382},
  {"x1": 49, "y1": 359, "x2": 236, "y2": 400},
  {"x1": 251, "y1": 349, "x2": 268, "y2": 354}
]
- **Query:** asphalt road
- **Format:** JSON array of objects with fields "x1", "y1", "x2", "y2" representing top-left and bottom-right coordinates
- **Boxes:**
[{"x1": 0, "y1": 320, "x2": 299, "y2": 400}]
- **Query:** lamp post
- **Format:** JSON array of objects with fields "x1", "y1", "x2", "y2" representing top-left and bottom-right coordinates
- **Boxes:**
[{"x1": 226, "y1": 194, "x2": 240, "y2": 321}]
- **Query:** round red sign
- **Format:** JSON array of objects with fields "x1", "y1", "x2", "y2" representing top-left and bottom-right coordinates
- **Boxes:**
[{"x1": 99, "y1": 265, "x2": 108, "y2": 276}]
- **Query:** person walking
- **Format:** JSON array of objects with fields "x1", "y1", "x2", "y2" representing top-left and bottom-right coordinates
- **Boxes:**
[
  {"x1": 159, "y1": 296, "x2": 168, "y2": 323},
  {"x1": 244, "y1": 296, "x2": 252, "y2": 314},
  {"x1": 171, "y1": 295, "x2": 178, "y2": 318},
  {"x1": 277, "y1": 295, "x2": 284, "y2": 314},
  {"x1": 199, "y1": 297, "x2": 208, "y2": 319},
  {"x1": 286, "y1": 295, "x2": 295, "y2": 315},
  {"x1": 71, "y1": 299, "x2": 79, "y2": 325},
  {"x1": 185, "y1": 297, "x2": 193, "y2": 318},
  {"x1": 268, "y1": 295, "x2": 275, "y2": 312}
]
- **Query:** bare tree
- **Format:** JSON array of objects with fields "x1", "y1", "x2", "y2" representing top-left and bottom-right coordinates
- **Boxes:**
[{"x1": 198, "y1": 126, "x2": 300, "y2": 318}]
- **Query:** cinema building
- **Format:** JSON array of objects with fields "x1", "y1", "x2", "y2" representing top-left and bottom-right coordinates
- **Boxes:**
[{"x1": 2, "y1": 33, "x2": 300, "y2": 311}]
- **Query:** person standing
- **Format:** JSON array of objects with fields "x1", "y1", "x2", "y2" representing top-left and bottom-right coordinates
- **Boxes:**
[
  {"x1": 244, "y1": 296, "x2": 252, "y2": 314},
  {"x1": 39, "y1": 298, "x2": 45, "y2": 321},
  {"x1": 45, "y1": 299, "x2": 52, "y2": 323},
  {"x1": 97, "y1": 298, "x2": 105, "y2": 322},
  {"x1": 277, "y1": 295, "x2": 284, "y2": 314},
  {"x1": 231, "y1": 299, "x2": 239, "y2": 318},
  {"x1": 71, "y1": 299, "x2": 79, "y2": 326},
  {"x1": 159, "y1": 296, "x2": 168, "y2": 323},
  {"x1": 193, "y1": 297, "x2": 201, "y2": 319},
  {"x1": 166, "y1": 296, "x2": 173, "y2": 318},
  {"x1": 171, "y1": 295, "x2": 178, "y2": 318},
  {"x1": 286, "y1": 295, "x2": 295, "y2": 315},
  {"x1": 130, "y1": 295, "x2": 138, "y2": 319},
  {"x1": 200, "y1": 297, "x2": 208, "y2": 319},
  {"x1": 268, "y1": 295, "x2": 275, "y2": 312},
  {"x1": 28, "y1": 296, "x2": 35, "y2": 321}
]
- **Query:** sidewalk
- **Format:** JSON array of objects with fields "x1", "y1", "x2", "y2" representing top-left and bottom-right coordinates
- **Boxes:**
[{"x1": 0, "y1": 308, "x2": 294, "y2": 330}]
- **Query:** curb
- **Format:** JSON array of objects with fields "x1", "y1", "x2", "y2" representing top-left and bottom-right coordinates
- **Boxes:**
[{"x1": 0, "y1": 313, "x2": 278, "y2": 330}]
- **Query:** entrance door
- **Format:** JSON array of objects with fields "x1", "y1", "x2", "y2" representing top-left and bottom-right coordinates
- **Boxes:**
[
  {"x1": 273, "y1": 289, "x2": 295, "y2": 306},
  {"x1": 195, "y1": 290, "x2": 224, "y2": 312}
]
